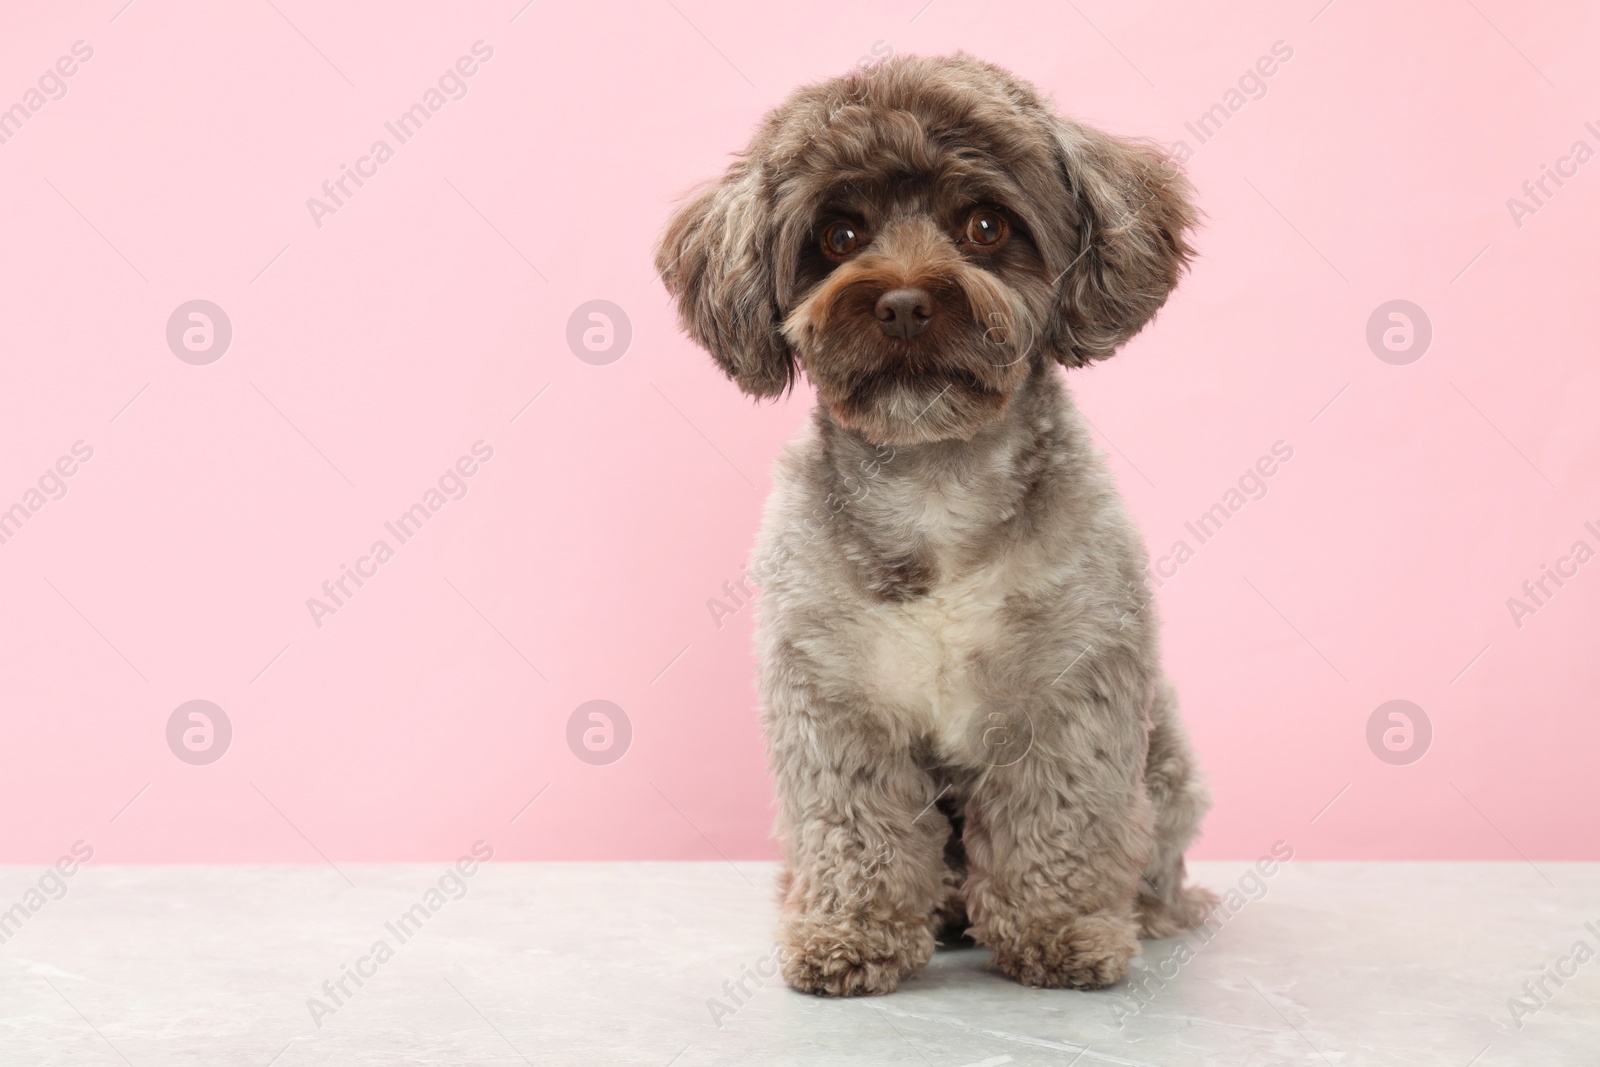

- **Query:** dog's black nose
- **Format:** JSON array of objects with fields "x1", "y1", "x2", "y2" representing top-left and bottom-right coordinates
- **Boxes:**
[{"x1": 875, "y1": 288, "x2": 934, "y2": 340}]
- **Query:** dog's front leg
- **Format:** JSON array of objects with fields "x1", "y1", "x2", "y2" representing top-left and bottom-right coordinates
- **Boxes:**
[
  {"x1": 767, "y1": 699, "x2": 951, "y2": 997},
  {"x1": 961, "y1": 695, "x2": 1154, "y2": 990}
]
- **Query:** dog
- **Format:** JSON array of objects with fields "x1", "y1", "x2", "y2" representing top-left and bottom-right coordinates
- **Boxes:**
[{"x1": 656, "y1": 54, "x2": 1214, "y2": 996}]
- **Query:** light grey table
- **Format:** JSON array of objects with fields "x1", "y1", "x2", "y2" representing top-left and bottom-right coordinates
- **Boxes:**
[{"x1": 1, "y1": 861, "x2": 1594, "y2": 1065}]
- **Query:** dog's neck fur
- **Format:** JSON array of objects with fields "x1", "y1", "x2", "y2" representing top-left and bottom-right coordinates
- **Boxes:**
[{"x1": 810, "y1": 361, "x2": 1064, "y2": 601}]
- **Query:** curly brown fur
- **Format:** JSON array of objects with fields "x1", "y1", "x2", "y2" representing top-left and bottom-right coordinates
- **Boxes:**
[{"x1": 657, "y1": 54, "x2": 1211, "y2": 995}]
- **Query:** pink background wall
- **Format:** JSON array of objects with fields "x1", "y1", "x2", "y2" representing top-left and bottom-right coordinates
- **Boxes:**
[{"x1": 2, "y1": 0, "x2": 1596, "y2": 865}]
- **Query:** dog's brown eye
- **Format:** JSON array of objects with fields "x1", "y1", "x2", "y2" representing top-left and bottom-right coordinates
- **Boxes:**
[
  {"x1": 820, "y1": 221, "x2": 861, "y2": 260},
  {"x1": 963, "y1": 210, "x2": 1008, "y2": 249}
]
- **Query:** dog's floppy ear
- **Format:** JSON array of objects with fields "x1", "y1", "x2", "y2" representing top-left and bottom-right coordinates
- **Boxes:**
[
  {"x1": 655, "y1": 162, "x2": 797, "y2": 398},
  {"x1": 1044, "y1": 119, "x2": 1197, "y2": 366}
]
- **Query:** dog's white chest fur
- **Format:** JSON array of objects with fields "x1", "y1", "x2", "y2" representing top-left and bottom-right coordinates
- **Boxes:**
[
  {"x1": 860, "y1": 482, "x2": 1017, "y2": 756},
  {"x1": 868, "y1": 570, "x2": 1009, "y2": 754}
]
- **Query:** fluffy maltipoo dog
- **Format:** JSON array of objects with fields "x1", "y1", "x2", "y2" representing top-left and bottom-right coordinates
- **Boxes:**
[{"x1": 656, "y1": 54, "x2": 1214, "y2": 995}]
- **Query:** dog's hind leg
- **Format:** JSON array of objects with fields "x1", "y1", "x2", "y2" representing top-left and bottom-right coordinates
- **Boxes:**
[{"x1": 1135, "y1": 678, "x2": 1217, "y2": 938}]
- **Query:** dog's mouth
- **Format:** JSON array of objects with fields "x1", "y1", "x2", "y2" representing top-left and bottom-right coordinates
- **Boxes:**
[
  {"x1": 814, "y1": 358, "x2": 1018, "y2": 446},
  {"x1": 794, "y1": 309, "x2": 1032, "y2": 444},
  {"x1": 841, "y1": 364, "x2": 988, "y2": 411}
]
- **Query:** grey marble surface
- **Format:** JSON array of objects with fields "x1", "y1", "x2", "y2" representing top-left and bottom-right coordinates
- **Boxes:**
[{"x1": 0, "y1": 861, "x2": 1595, "y2": 1065}]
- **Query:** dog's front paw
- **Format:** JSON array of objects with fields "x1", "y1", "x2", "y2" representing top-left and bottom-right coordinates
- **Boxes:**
[
  {"x1": 779, "y1": 913, "x2": 934, "y2": 997},
  {"x1": 990, "y1": 912, "x2": 1138, "y2": 990}
]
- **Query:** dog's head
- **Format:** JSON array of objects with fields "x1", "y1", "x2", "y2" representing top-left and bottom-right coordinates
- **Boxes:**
[{"x1": 656, "y1": 54, "x2": 1196, "y2": 446}]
